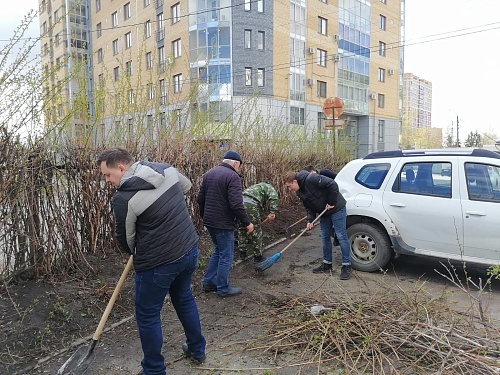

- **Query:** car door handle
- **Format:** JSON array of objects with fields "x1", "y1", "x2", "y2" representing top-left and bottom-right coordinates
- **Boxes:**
[
  {"x1": 465, "y1": 211, "x2": 487, "y2": 216},
  {"x1": 389, "y1": 203, "x2": 406, "y2": 207}
]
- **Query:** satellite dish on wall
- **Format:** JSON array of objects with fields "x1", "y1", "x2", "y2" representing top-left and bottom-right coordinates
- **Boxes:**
[{"x1": 323, "y1": 97, "x2": 344, "y2": 118}]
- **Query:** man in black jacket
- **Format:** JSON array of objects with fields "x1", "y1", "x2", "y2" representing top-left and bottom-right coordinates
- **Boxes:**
[
  {"x1": 198, "y1": 150, "x2": 254, "y2": 297},
  {"x1": 285, "y1": 170, "x2": 352, "y2": 280},
  {"x1": 97, "y1": 148, "x2": 206, "y2": 374}
]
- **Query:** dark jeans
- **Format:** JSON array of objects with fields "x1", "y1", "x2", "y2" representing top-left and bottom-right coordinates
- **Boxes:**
[
  {"x1": 203, "y1": 226, "x2": 235, "y2": 294},
  {"x1": 135, "y1": 246, "x2": 206, "y2": 375}
]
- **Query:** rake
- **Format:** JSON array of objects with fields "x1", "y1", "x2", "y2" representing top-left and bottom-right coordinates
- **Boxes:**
[{"x1": 255, "y1": 208, "x2": 328, "y2": 272}]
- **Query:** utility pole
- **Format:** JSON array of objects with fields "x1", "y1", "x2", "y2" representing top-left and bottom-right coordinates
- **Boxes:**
[{"x1": 456, "y1": 115, "x2": 460, "y2": 147}]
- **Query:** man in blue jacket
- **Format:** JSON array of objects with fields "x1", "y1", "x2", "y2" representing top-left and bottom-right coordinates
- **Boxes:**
[
  {"x1": 284, "y1": 170, "x2": 352, "y2": 280},
  {"x1": 198, "y1": 150, "x2": 254, "y2": 297},
  {"x1": 97, "y1": 148, "x2": 206, "y2": 375}
]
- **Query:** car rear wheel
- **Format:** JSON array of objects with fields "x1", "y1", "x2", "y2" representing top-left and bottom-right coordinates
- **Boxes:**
[{"x1": 347, "y1": 223, "x2": 392, "y2": 272}]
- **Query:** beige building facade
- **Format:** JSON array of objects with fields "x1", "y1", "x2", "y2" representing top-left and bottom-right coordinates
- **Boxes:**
[{"x1": 39, "y1": 0, "x2": 404, "y2": 157}]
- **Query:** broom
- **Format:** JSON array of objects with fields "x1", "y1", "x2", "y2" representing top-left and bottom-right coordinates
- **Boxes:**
[{"x1": 255, "y1": 207, "x2": 328, "y2": 272}]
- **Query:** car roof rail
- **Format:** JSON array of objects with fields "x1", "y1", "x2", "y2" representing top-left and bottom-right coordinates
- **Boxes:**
[{"x1": 363, "y1": 148, "x2": 500, "y2": 160}]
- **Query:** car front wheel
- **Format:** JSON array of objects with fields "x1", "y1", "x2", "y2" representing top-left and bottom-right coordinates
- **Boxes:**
[{"x1": 347, "y1": 223, "x2": 392, "y2": 272}]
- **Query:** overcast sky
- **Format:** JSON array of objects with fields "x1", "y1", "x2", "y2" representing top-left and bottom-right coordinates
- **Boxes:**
[{"x1": 2, "y1": 0, "x2": 499, "y2": 143}]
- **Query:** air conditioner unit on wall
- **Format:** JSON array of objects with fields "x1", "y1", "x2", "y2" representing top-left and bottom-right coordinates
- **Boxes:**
[
  {"x1": 307, "y1": 78, "x2": 314, "y2": 86},
  {"x1": 333, "y1": 34, "x2": 340, "y2": 41},
  {"x1": 332, "y1": 54, "x2": 340, "y2": 62},
  {"x1": 307, "y1": 47, "x2": 315, "y2": 54},
  {"x1": 370, "y1": 93, "x2": 377, "y2": 100},
  {"x1": 388, "y1": 69, "x2": 395, "y2": 75}
]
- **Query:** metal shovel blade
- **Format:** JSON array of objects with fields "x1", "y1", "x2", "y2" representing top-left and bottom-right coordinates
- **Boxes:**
[{"x1": 57, "y1": 340, "x2": 96, "y2": 374}]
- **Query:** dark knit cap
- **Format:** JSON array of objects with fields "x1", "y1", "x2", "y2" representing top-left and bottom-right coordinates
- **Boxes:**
[{"x1": 223, "y1": 150, "x2": 242, "y2": 163}]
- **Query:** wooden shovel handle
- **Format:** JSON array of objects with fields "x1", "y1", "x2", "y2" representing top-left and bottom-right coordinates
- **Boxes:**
[
  {"x1": 261, "y1": 217, "x2": 271, "y2": 225},
  {"x1": 92, "y1": 255, "x2": 134, "y2": 341},
  {"x1": 280, "y1": 208, "x2": 328, "y2": 255}
]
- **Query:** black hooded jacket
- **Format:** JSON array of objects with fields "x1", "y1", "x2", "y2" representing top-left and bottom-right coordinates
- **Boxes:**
[
  {"x1": 295, "y1": 170, "x2": 346, "y2": 223},
  {"x1": 112, "y1": 161, "x2": 198, "y2": 272}
]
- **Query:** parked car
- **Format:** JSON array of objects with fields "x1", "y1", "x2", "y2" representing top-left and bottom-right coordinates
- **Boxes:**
[{"x1": 335, "y1": 148, "x2": 500, "y2": 272}]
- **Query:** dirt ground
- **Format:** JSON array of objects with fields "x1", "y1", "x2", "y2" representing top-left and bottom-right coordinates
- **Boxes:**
[{"x1": 2, "y1": 202, "x2": 500, "y2": 375}]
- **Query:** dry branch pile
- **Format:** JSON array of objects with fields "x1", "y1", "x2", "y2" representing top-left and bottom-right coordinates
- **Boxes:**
[{"x1": 238, "y1": 291, "x2": 500, "y2": 374}]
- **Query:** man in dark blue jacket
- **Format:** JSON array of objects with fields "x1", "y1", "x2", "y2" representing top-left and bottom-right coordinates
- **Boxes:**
[
  {"x1": 285, "y1": 170, "x2": 352, "y2": 280},
  {"x1": 97, "y1": 148, "x2": 206, "y2": 375},
  {"x1": 198, "y1": 150, "x2": 254, "y2": 297}
]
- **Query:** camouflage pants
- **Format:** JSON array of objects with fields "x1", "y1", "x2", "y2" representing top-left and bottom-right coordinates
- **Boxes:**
[{"x1": 237, "y1": 202, "x2": 263, "y2": 257}]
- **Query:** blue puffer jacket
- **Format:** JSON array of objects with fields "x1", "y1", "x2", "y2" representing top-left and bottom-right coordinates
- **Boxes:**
[
  {"x1": 197, "y1": 163, "x2": 250, "y2": 230},
  {"x1": 295, "y1": 170, "x2": 346, "y2": 223},
  {"x1": 112, "y1": 161, "x2": 199, "y2": 272}
]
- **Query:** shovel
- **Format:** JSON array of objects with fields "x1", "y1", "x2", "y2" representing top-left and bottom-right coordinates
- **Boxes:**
[{"x1": 57, "y1": 255, "x2": 134, "y2": 375}]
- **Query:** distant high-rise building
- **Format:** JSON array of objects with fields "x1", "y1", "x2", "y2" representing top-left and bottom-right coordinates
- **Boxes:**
[
  {"x1": 39, "y1": 0, "x2": 404, "y2": 157},
  {"x1": 402, "y1": 72, "x2": 432, "y2": 128}
]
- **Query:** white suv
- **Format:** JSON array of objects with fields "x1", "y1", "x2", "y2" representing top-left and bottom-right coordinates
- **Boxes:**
[{"x1": 335, "y1": 148, "x2": 500, "y2": 272}]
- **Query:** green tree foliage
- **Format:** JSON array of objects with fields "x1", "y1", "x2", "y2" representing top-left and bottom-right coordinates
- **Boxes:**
[{"x1": 464, "y1": 131, "x2": 483, "y2": 147}]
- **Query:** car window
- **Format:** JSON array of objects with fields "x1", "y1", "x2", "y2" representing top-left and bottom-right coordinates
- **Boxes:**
[
  {"x1": 355, "y1": 163, "x2": 390, "y2": 189},
  {"x1": 465, "y1": 163, "x2": 500, "y2": 202},
  {"x1": 393, "y1": 162, "x2": 451, "y2": 198}
]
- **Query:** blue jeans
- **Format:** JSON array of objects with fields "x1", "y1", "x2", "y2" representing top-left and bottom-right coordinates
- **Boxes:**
[
  {"x1": 203, "y1": 227, "x2": 235, "y2": 294},
  {"x1": 319, "y1": 206, "x2": 351, "y2": 265},
  {"x1": 135, "y1": 246, "x2": 206, "y2": 375}
]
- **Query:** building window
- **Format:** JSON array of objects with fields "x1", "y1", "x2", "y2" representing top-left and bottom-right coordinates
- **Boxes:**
[
  {"x1": 96, "y1": 0, "x2": 101, "y2": 11},
  {"x1": 257, "y1": 68, "x2": 264, "y2": 87},
  {"x1": 148, "y1": 83, "x2": 154, "y2": 100},
  {"x1": 159, "y1": 79, "x2": 166, "y2": 104},
  {"x1": 125, "y1": 60, "x2": 132, "y2": 76},
  {"x1": 379, "y1": 41, "x2": 386, "y2": 56},
  {"x1": 320, "y1": 0, "x2": 327, "y2": 3},
  {"x1": 317, "y1": 49, "x2": 327, "y2": 67},
  {"x1": 112, "y1": 11, "x2": 118, "y2": 27},
  {"x1": 97, "y1": 48, "x2": 103, "y2": 63},
  {"x1": 98, "y1": 73, "x2": 104, "y2": 87},
  {"x1": 144, "y1": 0, "x2": 150, "y2": 7},
  {"x1": 157, "y1": 13, "x2": 165, "y2": 41},
  {"x1": 129, "y1": 89, "x2": 134, "y2": 104},
  {"x1": 125, "y1": 32, "x2": 132, "y2": 49},
  {"x1": 158, "y1": 46, "x2": 165, "y2": 71},
  {"x1": 145, "y1": 20, "x2": 152, "y2": 38},
  {"x1": 172, "y1": 38, "x2": 181, "y2": 58},
  {"x1": 124, "y1": 2, "x2": 131, "y2": 20},
  {"x1": 146, "y1": 51, "x2": 152, "y2": 69},
  {"x1": 257, "y1": 0, "x2": 263, "y2": 12},
  {"x1": 378, "y1": 68, "x2": 385, "y2": 82},
  {"x1": 245, "y1": 68, "x2": 252, "y2": 86},
  {"x1": 112, "y1": 39, "x2": 119, "y2": 55},
  {"x1": 257, "y1": 31, "x2": 264, "y2": 50},
  {"x1": 381, "y1": 0, "x2": 386, "y2": 4},
  {"x1": 379, "y1": 15, "x2": 386, "y2": 30},
  {"x1": 173, "y1": 74, "x2": 183, "y2": 93},
  {"x1": 244, "y1": 0, "x2": 250, "y2": 11},
  {"x1": 114, "y1": 66, "x2": 119, "y2": 81},
  {"x1": 317, "y1": 80, "x2": 327, "y2": 98},
  {"x1": 378, "y1": 120, "x2": 385, "y2": 142},
  {"x1": 244, "y1": 29, "x2": 251, "y2": 48},
  {"x1": 378, "y1": 93, "x2": 385, "y2": 108},
  {"x1": 318, "y1": 17, "x2": 327, "y2": 35},
  {"x1": 171, "y1": 2, "x2": 180, "y2": 24},
  {"x1": 96, "y1": 23, "x2": 102, "y2": 38},
  {"x1": 290, "y1": 106, "x2": 305, "y2": 125}
]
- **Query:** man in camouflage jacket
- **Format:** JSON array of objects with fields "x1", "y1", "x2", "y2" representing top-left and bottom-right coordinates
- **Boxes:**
[{"x1": 237, "y1": 181, "x2": 279, "y2": 262}]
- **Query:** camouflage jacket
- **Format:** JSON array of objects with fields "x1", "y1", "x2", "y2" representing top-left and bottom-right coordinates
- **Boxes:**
[{"x1": 243, "y1": 182, "x2": 279, "y2": 214}]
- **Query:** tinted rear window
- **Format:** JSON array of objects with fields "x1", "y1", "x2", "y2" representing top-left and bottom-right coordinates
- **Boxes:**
[{"x1": 355, "y1": 163, "x2": 390, "y2": 189}]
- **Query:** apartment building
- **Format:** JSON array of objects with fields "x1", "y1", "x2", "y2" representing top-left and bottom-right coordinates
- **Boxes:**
[
  {"x1": 402, "y1": 72, "x2": 432, "y2": 128},
  {"x1": 39, "y1": 0, "x2": 403, "y2": 157}
]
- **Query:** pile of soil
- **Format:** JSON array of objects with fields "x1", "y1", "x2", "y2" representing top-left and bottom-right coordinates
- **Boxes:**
[{"x1": 0, "y1": 202, "x2": 307, "y2": 375}]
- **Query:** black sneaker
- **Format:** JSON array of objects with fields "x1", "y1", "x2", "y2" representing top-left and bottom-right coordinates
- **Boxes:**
[
  {"x1": 312, "y1": 263, "x2": 332, "y2": 273},
  {"x1": 182, "y1": 342, "x2": 206, "y2": 364},
  {"x1": 339, "y1": 265, "x2": 352, "y2": 280},
  {"x1": 253, "y1": 255, "x2": 265, "y2": 263}
]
